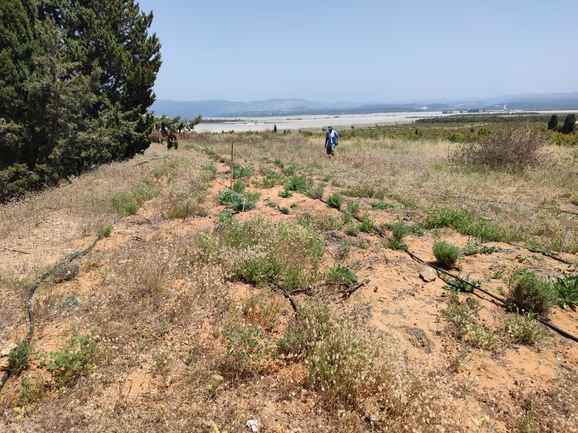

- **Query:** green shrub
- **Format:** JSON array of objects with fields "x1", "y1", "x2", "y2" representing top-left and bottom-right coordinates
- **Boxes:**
[
  {"x1": 433, "y1": 241, "x2": 461, "y2": 268},
  {"x1": 97, "y1": 225, "x2": 114, "y2": 237},
  {"x1": 387, "y1": 238, "x2": 408, "y2": 251},
  {"x1": 201, "y1": 163, "x2": 217, "y2": 180},
  {"x1": 359, "y1": 217, "x2": 373, "y2": 233},
  {"x1": 111, "y1": 181, "x2": 158, "y2": 216},
  {"x1": 217, "y1": 187, "x2": 260, "y2": 213},
  {"x1": 233, "y1": 165, "x2": 253, "y2": 179},
  {"x1": 344, "y1": 223, "x2": 360, "y2": 236},
  {"x1": 45, "y1": 332, "x2": 99, "y2": 387},
  {"x1": 508, "y1": 269, "x2": 557, "y2": 316},
  {"x1": 278, "y1": 206, "x2": 290, "y2": 214},
  {"x1": 285, "y1": 175, "x2": 313, "y2": 193},
  {"x1": 342, "y1": 185, "x2": 384, "y2": 199},
  {"x1": 464, "y1": 238, "x2": 500, "y2": 256},
  {"x1": 278, "y1": 189, "x2": 293, "y2": 198},
  {"x1": 391, "y1": 221, "x2": 410, "y2": 242},
  {"x1": 261, "y1": 169, "x2": 284, "y2": 188},
  {"x1": 326, "y1": 193, "x2": 343, "y2": 209},
  {"x1": 263, "y1": 197, "x2": 277, "y2": 208}
]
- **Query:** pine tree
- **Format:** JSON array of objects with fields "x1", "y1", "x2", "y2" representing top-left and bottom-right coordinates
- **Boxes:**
[
  {"x1": 547, "y1": 114, "x2": 558, "y2": 131},
  {"x1": 1, "y1": 0, "x2": 162, "y2": 201},
  {"x1": 561, "y1": 114, "x2": 576, "y2": 134}
]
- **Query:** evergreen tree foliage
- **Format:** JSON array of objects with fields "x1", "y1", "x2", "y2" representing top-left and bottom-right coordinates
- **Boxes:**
[
  {"x1": 547, "y1": 114, "x2": 558, "y2": 130},
  {"x1": 560, "y1": 114, "x2": 576, "y2": 134},
  {"x1": 0, "y1": 0, "x2": 161, "y2": 202}
]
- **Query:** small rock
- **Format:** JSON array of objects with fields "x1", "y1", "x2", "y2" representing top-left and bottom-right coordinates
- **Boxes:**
[
  {"x1": 420, "y1": 268, "x2": 437, "y2": 282},
  {"x1": 247, "y1": 419, "x2": 260, "y2": 432}
]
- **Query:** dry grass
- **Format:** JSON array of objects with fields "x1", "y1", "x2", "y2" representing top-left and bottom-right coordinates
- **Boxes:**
[{"x1": 1, "y1": 132, "x2": 578, "y2": 432}]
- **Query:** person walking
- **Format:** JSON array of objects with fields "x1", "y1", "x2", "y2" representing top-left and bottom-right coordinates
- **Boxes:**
[{"x1": 324, "y1": 125, "x2": 339, "y2": 157}]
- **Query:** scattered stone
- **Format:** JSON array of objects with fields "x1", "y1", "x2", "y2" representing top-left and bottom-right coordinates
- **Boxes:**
[
  {"x1": 247, "y1": 419, "x2": 260, "y2": 432},
  {"x1": 420, "y1": 268, "x2": 437, "y2": 282}
]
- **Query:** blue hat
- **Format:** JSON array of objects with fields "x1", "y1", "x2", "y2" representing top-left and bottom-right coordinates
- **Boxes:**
[{"x1": 328, "y1": 125, "x2": 333, "y2": 129}]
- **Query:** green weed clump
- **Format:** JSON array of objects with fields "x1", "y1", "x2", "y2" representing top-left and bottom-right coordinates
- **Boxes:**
[
  {"x1": 342, "y1": 185, "x2": 385, "y2": 199},
  {"x1": 111, "y1": 181, "x2": 158, "y2": 215},
  {"x1": 424, "y1": 206, "x2": 516, "y2": 243},
  {"x1": 216, "y1": 218, "x2": 324, "y2": 290},
  {"x1": 507, "y1": 269, "x2": 557, "y2": 316},
  {"x1": 503, "y1": 312, "x2": 545, "y2": 345},
  {"x1": 371, "y1": 201, "x2": 394, "y2": 210},
  {"x1": 433, "y1": 241, "x2": 461, "y2": 268},
  {"x1": 308, "y1": 184, "x2": 325, "y2": 199},
  {"x1": 220, "y1": 325, "x2": 275, "y2": 376},
  {"x1": 551, "y1": 272, "x2": 578, "y2": 309},
  {"x1": 97, "y1": 225, "x2": 114, "y2": 237},
  {"x1": 284, "y1": 174, "x2": 313, "y2": 193},
  {"x1": 7, "y1": 340, "x2": 34, "y2": 377},
  {"x1": 326, "y1": 264, "x2": 357, "y2": 285},
  {"x1": 443, "y1": 294, "x2": 494, "y2": 350},
  {"x1": 217, "y1": 187, "x2": 260, "y2": 213}
]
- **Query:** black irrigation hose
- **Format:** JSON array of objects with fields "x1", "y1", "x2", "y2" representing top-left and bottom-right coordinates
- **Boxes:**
[
  {"x1": 317, "y1": 198, "x2": 578, "y2": 344},
  {"x1": 0, "y1": 228, "x2": 113, "y2": 392}
]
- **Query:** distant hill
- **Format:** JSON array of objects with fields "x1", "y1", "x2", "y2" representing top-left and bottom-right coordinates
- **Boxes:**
[{"x1": 150, "y1": 93, "x2": 578, "y2": 118}]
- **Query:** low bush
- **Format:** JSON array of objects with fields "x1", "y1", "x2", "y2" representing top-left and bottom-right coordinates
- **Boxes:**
[
  {"x1": 433, "y1": 241, "x2": 461, "y2": 268},
  {"x1": 308, "y1": 184, "x2": 325, "y2": 199},
  {"x1": 507, "y1": 269, "x2": 557, "y2": 317},
  {"x1": 326, "y1": 193, "x2": 344, "y2": 209},
  {"x1": 449, "y1": 123, "x2": 547, "y2": 171}
]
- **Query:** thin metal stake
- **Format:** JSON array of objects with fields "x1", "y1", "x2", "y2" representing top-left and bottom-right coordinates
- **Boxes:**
[
  {"x1": 558, "y1": 219, "x2": 577, "y2": 253},
  {"x1": 560, "y1": 227, "x2": 570, "y2": 253},
  {"x1": 230, "y1": 139, "x2": 234, "y2": 189}
]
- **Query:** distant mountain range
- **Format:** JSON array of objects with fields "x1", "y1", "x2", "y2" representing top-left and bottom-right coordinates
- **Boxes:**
[{"x1": 150, "y1": 92, "x2": 578, "y2": 118}]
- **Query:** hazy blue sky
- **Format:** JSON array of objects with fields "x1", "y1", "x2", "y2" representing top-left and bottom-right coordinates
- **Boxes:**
[{"x1": 136, "y1": 0, "x2": 577, "y2": 103}]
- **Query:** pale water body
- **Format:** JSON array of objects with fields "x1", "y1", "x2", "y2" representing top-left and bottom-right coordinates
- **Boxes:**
[
  {"x1": 195, "y1": 112, "x2": 449, "y2": 133},
  {"x1": 195, "y1": 110, "x2": 577, "y2": 133}
]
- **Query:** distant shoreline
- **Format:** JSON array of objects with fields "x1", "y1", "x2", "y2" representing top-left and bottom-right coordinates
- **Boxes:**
[{"x1": 195, "y1": 110, "x2": 578, "y2": 133}]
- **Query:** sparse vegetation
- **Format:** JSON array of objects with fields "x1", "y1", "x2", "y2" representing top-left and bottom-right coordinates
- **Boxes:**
[{"x1": 2, "y1": 123, "x2": 578, "y2": 432}]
